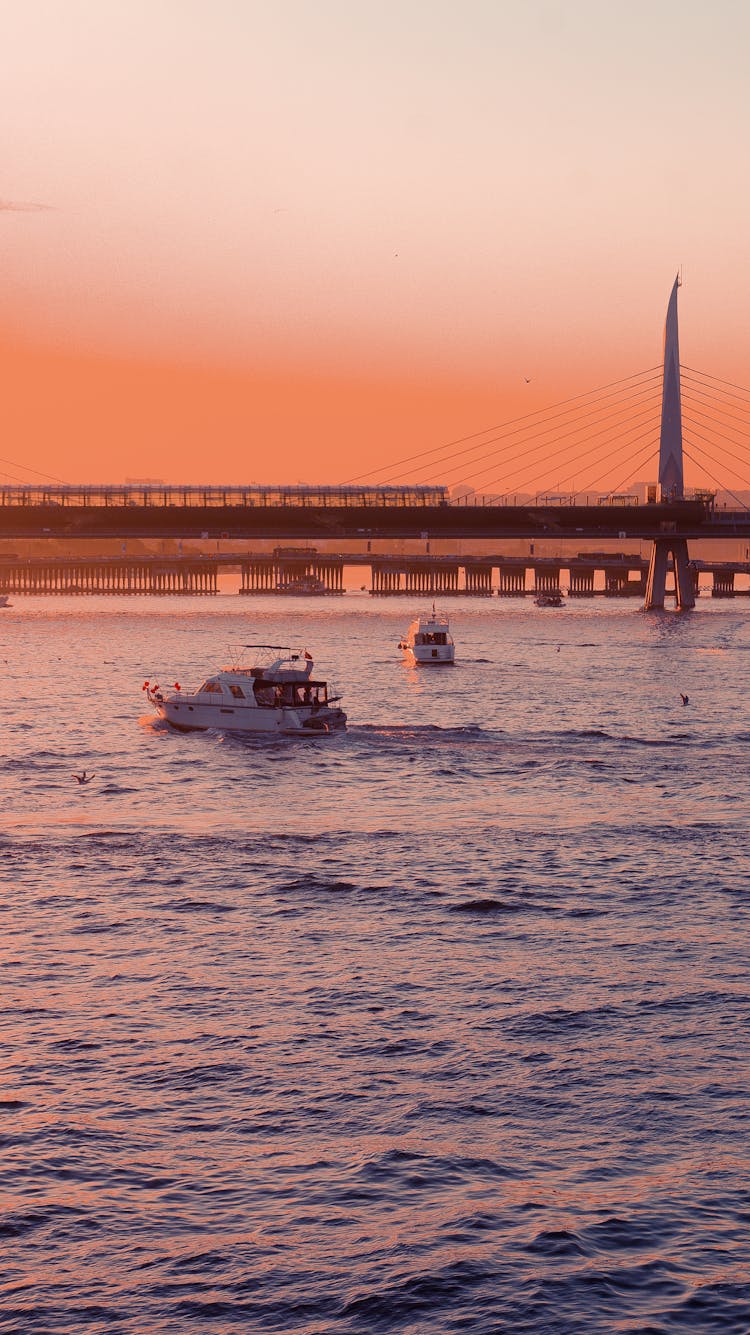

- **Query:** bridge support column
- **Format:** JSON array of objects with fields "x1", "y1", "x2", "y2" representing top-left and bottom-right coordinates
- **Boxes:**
[
  {"x1": 712, "y1": 569, "x2": 735, "y2": 597},
  {"x1": 533, "y1": 566, "x2": 561, "y2": 596},
  {"x1": 644, "y1": 538, "x2": 695, "y2": 610},
  {"x1": 568, "y1": 565, "x2": 594, "y2": 597},
  {"x1": 497, "y1": 564, "x2": 526, "y2": 596},
  {"x1": 463, "y1": 563, "x2": 493, "y2": 595},
  {"x1": 604, "y1": 567, "x2": 646, "y2": 597}
]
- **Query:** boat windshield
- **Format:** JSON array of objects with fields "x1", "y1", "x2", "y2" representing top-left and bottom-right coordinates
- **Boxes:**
[
  {"x1": 416, "y1": 631, "x2": 449, "y2": 645},
  {"x1": 253, "y1": 679, "x2": 328, "y2": 708}
]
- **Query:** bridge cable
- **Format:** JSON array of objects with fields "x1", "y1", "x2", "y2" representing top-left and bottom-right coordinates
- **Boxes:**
[
  {"x1": 453, "y1": 408, "x2": 661, "y2": 496},
  {"x1": 551, "y1": 432, "x2": 660, "y2": 498},
  {"x1": 345, "y1": 366, "x2": 662, "y2": 484},
  {"x1": 545, "y1": 427, "x2": 660, "y2": 496},
  {"x1": 343, "y1": 366, "x2": 662, "y2": 484},
  {"x1": 682, "y1": 436, "x2": 750, "y2": 493},
  {"x1": 681, "y1": 372, "x2": 750, "y2": 415},
  {"x1": 677, "y1": 384, "x2": 750, "y2": 435},
  {"x1": 384, "y1": 381, "x2": 663, "y2": 488},
  {"x1": 0, "y1": 467, "x2": 35, "y2": 484},
  {"x1": 369, "y1": 376, "x2": 663, "y2": 487},
  {"x1": 681, "y1": 407, "x2": 750, "y2": 470},
  {"x1": 681, "y1": 445, "x2": 750, "y2": 510},
  {"x1": 468, "y1": 421, "x2": 660, "y2": 499},
  {"x1": 603, "y1": 443, "x2": 661, "y2": 498},
  {"x1": 380, "y1": 378, "x2": 663, "y2": 486},
  {"x1": 460, "y1": 432, "x2": 657, "y2": 499},
  {"x1": 682, "y1": 427, "x2": 750, "y2": 492},
  {"x1": 491, "y1": 375, "x2": 750, "y2": 497},
  {"x1": 0, "y1": 454, "x2": 67, "y2": 484},
  {"x1": 682, "y1": 365, "x2": 750, "y2": 402},
  {"x1": 681, "y1": 389, "x2": 750, "y2": 443},
  {"x1": 421, "y1": 400, "x2": 661, "y2": 492},
  {"x1": 452, "y1": 417, "x2": 660, "y2": 496}
]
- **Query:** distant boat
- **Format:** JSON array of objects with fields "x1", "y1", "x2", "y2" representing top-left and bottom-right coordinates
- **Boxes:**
[
  {"x1": 275, "y1": 575, "x2": 328, "y2": 595},
  {"x1": 534, "y1": 591, "x2": 564, "y2": 608},
  {"x1": 0, "y1": 594, "x2": 10, "y2": 609},
  {"x1": 399, "y1": 605, "x2": 455, "y2": 664}
]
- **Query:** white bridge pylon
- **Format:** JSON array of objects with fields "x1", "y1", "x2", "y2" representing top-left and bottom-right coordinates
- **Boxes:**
[{"x1": 643, "y1": 275, "x2": 695, "y2": 610}]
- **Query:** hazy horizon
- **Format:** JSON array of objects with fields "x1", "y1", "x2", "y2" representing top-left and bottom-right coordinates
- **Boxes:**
[{"x1": 3, "y1": 1, "x2": 750, "y2": 489}]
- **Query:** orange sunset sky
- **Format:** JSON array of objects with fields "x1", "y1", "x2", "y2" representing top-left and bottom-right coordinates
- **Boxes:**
[{"x1": 2, "y1": 1, "x2": 750, "y2": 489}]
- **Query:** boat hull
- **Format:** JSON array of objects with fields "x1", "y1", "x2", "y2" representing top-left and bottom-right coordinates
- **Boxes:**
[
  {"x1": 155, "y1": 698, "x2": 346, "y2": 735},
  {"x1": 403, "y1": 646, "x2": 455, "y2": 665}
]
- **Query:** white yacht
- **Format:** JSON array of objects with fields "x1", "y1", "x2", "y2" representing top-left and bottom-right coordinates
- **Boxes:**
[
  {"x1": 399, "y1": 605, "x2": 455, "y2": 665},
  {"x1": 144, "y1": 646, "x2": 346, "y2": 736}
]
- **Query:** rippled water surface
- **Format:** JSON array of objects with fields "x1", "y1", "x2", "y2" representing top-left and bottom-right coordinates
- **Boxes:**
[{"x1": 1, "y1": 594, "x2": 749, "y2": 1332}]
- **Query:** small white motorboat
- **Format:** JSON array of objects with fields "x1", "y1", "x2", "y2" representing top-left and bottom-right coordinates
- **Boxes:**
[
  {"x1": 144, "y1": 645, "x2": 346, "y2": 736},
  {"x1": 399, "y1": 605, "x2": 455, "y2": 665}
]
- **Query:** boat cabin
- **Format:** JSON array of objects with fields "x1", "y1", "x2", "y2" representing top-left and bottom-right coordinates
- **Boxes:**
[
  {"x1": 414, "y1": 629, "x2": 450, "y2": 646},
  {"x1": 195, "y1": 673, "x2": 329, "y2": 709}
]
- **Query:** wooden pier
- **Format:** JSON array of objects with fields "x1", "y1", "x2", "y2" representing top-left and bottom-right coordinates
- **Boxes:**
[
  {"x1": 0, "y1": 551, "x2": 747, "y2": 598},
  {"x1": 0, "y1": 557, "x2": 218, "y2": 595},
  {"x1": 370, "y1": 557, "x2": 462, "y2": 596},
  {"x1": 368, "y1": 554, "x2": 651, "y2": 597}
]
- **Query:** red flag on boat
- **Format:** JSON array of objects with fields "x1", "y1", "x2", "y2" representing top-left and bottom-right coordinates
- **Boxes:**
[{"x1": 304, "y1": 650, "x2": 313, "y2": 660}]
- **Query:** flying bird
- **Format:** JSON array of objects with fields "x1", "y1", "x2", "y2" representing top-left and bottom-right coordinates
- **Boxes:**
[
  {"x1": 73, "y1": 771, "x2": 95, "y2": 785},
  {"x1": 524, "y1": 377, "x2": 532, "y2": 383}
]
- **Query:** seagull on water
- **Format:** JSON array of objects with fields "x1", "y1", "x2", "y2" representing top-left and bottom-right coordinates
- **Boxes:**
[
  {"x1": 680, "y1": 693, "x2": 689, "y2": 706},
  {"x1": 73, "y1": 771, "x2": 95, "y2": 785}
]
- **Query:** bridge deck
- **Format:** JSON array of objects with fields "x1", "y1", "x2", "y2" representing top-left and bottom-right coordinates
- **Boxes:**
[{"x1": 0, "y1": 500, "x2": 738, "y2": 541}]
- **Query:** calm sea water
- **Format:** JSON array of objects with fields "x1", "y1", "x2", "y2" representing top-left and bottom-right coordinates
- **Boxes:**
[{"x1": 1, "y1": 593, "x2": 749, "y2": 1333}]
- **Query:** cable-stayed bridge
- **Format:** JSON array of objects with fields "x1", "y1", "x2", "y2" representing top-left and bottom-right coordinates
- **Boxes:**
[{"x1": 2, "y1": 280, "x2": 750, "y2": 605}]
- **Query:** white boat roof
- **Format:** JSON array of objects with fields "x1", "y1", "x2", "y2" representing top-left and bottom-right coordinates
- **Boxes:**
[
  {"x1": 409, "y1": 610, "x2": 450, "y2": 628},
  {"x1": 219, "y1": 644, "x2": 317, "y2": 680}
]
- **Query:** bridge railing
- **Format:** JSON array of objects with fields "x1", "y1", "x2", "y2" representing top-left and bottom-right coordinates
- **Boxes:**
[{"x1": 0, "y1": 484, "x2": 449, "y2": 509}]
